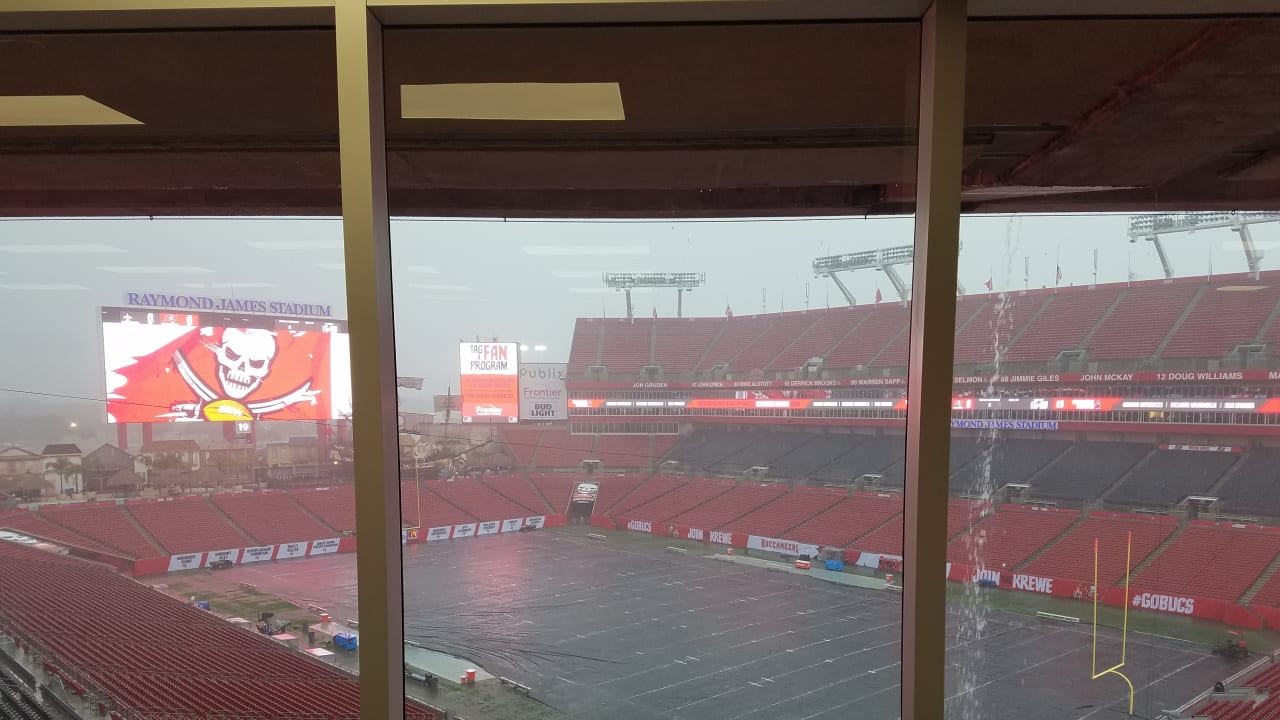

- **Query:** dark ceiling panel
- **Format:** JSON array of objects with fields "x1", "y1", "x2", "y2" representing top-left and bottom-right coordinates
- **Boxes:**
[
  {"x1": 2, "y1": 17, "x2": 1280, "y2": 216},
  {"x1": 0, "y1": 29, "x2": 338, "y2": 141},
  {"x1": 383, "y1": 23, "x2": 920, "y2": 136}
]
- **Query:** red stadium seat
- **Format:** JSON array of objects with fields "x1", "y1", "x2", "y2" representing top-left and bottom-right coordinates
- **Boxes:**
[
  {"x1": 125, "y1": 497, "x2": 249, "y2": 555},
  {"x1": 947, "y1": 505, "x2": 1080, "y2": 569},
  {"x1": 212, "y1": 491, "x2": 337, "y2": 545},
  {"x1": 0, "y1": 541, "x2": 443, "y2": 720},
  {"x1": 289, "y1": 485, "x2": 357, "y2": 534}
]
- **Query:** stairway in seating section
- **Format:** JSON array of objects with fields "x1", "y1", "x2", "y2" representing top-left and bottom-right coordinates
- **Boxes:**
[
  {"x1": 821, "y1": 309, "x2": 875, "y2": 365},
  {"x1": 711, "y1": 484, "x2": 791, "y2": 533},
  {"x1": 774, "y1": 496, "x2": 845, "y2": 539},
  {"x1": 207, "y1": 499, "x2": 258, "y2": 545},
  {"x1": 688, "y1": 322, "x2": 729, "y2": 372},
  {"x1": 1151, "y1": 283, "x2": 1209, "y2": 359},
  {"x1": 1124, "y1": 521, "x2": 1186, "y2": 582},
  {"x1": 1020, "y1": 443, "x2": 1074, "y2": 488},
  {"x1": 1003, "y1": 294, "x2": 1055, "y2": 352},
  {"x1": 947, "y1": 500, "x2": 993, "y2": 541},
  {"x1": 1205, "y1": 452, "x2": 1250, "y2": 497},
  {"x1": 1097, "y1": 446, "x2": 1159, "y2": 502},
  {"x1": 120, "y1": 505, "x2": 168, "y2": 557},
  {"x1": 724, "y1": 317, "x2": 779, "y2": 370},
  {"x1": 481, "y1": 475, "x2": 552, "y2": 515},
  {"x1": 1242, "y1": 549, "x2": 1280, "y2": 606},
  {"x1": 1075, "y1": 287, "x2": 1128, "y2": 350},
  {"x1": 864, "y1": 323, "x2": 909, "y2": 367},
  {"x1": 284, "y1": 493, "x2": 340, "y2": 535},
  {"x1": 1011, "y1": 512, "x2": 1087, "y2": 572},
  {"x1": 1252, "y1": 292, "x2": 1280, "y2": 344},
  {"x1": 844, "y1": 507, "x2": 906, "y2": 545},
  {"x1": 593, "y1": 321, "x2": 605, "y2": 368},
  {"x1": 527, "y1": 431, "x2": 546, "y2": 469},
  {"x1": 422, "y1": 483, "x2": 480, "y2": 523},
  {"x1": 523, "y1": 472, "x2": 559, "y2": 514}
]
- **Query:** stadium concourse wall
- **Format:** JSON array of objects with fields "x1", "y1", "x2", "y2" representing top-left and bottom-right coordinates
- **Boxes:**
[
  {"x1": 131, "y1": 535, "x2": 358, "y2": 575},
  {"x1": 131, "y1": 514, "x2": 569, "y2": 575},
  {"x1": 412, "y1": 513, "x2": 566, "y2": 543},
  {"x1": 599, "y1": 514, "x2": 1277, "y2": 631}
]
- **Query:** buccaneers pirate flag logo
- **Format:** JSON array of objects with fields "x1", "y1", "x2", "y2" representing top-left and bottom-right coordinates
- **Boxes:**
[{"x1": 107, "y1": 326, "x2": 331, "y2": 423}]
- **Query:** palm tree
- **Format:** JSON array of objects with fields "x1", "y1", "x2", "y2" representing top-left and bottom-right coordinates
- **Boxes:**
[{"x1": 46, "y1": 457, "x2": 81, "y2": 495}]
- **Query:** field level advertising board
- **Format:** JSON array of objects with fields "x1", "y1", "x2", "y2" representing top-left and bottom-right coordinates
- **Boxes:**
[
  {"x1": 460, "y1": 342, "x2": 519, "y2": 423},
  {"x1": 102, "y1": 307, "x2": 352, "y2": 423}
]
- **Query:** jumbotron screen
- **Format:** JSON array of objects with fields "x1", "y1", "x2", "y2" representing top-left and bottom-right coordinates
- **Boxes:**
[
  {"x1": 102, "y1": 307, "x2": 352, "y2": 423},
  {"x1": 459, "y1": 342, "x2": 519, "y2": 423}
]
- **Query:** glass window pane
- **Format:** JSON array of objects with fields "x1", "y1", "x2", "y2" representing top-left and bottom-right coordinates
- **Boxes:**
[
  {"x1": 950, "y1": 14, "x2": 1280, "y2": 719},
  {"x1": 0, "y1": 22, "x2": 372, "y2": 720},
  {"x1": 385, "y1": 21, "x2": 922, "y2": 719}
]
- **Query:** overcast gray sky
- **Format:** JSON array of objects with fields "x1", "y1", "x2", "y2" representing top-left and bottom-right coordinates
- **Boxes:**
[{"x1": 1, "y1": 213, "x2": 1276, "y2": 430}]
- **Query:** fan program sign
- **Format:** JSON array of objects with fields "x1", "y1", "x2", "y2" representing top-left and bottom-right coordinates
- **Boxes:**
[
  {"x1": 459, "y1": 342, "x2": 519, "y2": 423},
  {"x1": 102, "y1": 307, "x2": 352, "y2": 423}
]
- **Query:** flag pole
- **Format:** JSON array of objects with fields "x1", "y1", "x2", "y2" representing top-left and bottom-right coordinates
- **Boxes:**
[{"x1": 1055, "y1": 243, "x2": 1061, "y2": 293}]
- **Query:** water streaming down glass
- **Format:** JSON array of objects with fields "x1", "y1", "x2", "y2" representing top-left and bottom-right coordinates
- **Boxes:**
[{"x1": 950, "y1": 218, "x2": 1022, "y2": 719}]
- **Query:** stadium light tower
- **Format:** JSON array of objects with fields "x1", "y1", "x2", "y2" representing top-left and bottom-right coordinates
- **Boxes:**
[
  {"x1": 603, "y1": 272, "x2": 706, "y2": 319},
  {"x1": 1127, "y1": 212, "x2": 1280, "y2": 280},
  {"x1": 813, "y1": 244, "x2": 915, "y2": 305}
]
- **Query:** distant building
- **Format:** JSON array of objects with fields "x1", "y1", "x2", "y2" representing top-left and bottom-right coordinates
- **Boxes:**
[
  {"x1": 265, "y1": 436, "x2": 323, "y2": 480},
  {"x1": 81, "y1": 443, "x2": 135, "y2": 493},
  {"x1": 139, "y1": 440, "x2": 202, "y2": 472},
  {"x1": 203, "y1": 446, "x2": 255, "y2": 483},
  {"x1": 0, "y1": 446, "x2": 44, "y2": 477},
  {"x1": 41, "y1": 444, "x2": 83, "y2": 494},
  {"x1": 0, "y1": 447, "x2": 49, "y2": 498}
]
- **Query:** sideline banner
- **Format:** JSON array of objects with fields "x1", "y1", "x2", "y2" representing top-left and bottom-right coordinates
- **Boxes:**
[
  {"x1": 241, "y1": 545, "x2": 275, "y2": 563},
  {"x1": 426, "y1": 526, "x2": 452, "y2": 541},
  {"x1": 525, "y1": 516, "x2": 546, "y2": 529},
  {"x1": 453, "y1": 523, "x2": 477, "y2": 539},
  {"x1": 204, "y1": 548, "x2": 239, "y2": 567},
  {"x1": 501, "y1": 518, "x2": 524, "y2": 533},
  {"x1": 309, "y1": 538, "x2": 340, "y2": 556},
  {"x1": 747, "y1": 535, "x2": 819, "y2": 558},
  {"x1": 276, "y1": 541, "x2": 309, "y2": 559},
  {"x1": 477, "y1": 521, "x2": 500, "y2": 536},
  {"x1": 168, "y1": 553, "x2": 203, "y2": 572}
]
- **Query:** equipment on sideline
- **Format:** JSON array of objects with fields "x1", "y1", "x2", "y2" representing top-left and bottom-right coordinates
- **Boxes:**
[{"x1": 1212, "y1": 631, "x2": 1250, "y2": 660}]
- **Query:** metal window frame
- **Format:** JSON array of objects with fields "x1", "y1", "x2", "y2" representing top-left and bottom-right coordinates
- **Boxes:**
[{"x1": 0, "y1": 0, "x2": 969, "y2": 717}]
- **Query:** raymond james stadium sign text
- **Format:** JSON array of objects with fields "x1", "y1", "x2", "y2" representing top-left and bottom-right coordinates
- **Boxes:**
[{"x1": 125, "y1": 292, "x2": 333, "y2": 318}]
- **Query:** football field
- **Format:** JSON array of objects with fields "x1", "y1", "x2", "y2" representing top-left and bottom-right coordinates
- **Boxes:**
[{"x1": 213, "y1": 528, "x2": 1237, "y2": 720}]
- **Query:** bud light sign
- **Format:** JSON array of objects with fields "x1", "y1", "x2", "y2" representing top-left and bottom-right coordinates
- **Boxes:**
[{"x1": 519, "y1": 363, "x2": 567, "y2": 421}]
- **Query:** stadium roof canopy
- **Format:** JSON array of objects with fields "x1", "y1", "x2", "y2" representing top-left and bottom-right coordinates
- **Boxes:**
[{"x1": 3, "y1": 1, "x2": 1280, "y2": 218}]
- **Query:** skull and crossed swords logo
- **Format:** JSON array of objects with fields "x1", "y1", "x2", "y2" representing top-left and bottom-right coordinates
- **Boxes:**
[{"x1": 164, "y1": 328, "x2": 321, "y2": 421}]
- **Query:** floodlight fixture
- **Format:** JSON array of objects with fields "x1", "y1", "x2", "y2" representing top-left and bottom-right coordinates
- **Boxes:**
[
  {"x1": 603, "y1": 271, "x2": 706, "y2": 318},
  {"x1": 812, "y1": 243, "x2": 914, "y2": 305},
  {"x1": 1127, "y1": 212, "x2": 1280, "y2": 279}
]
